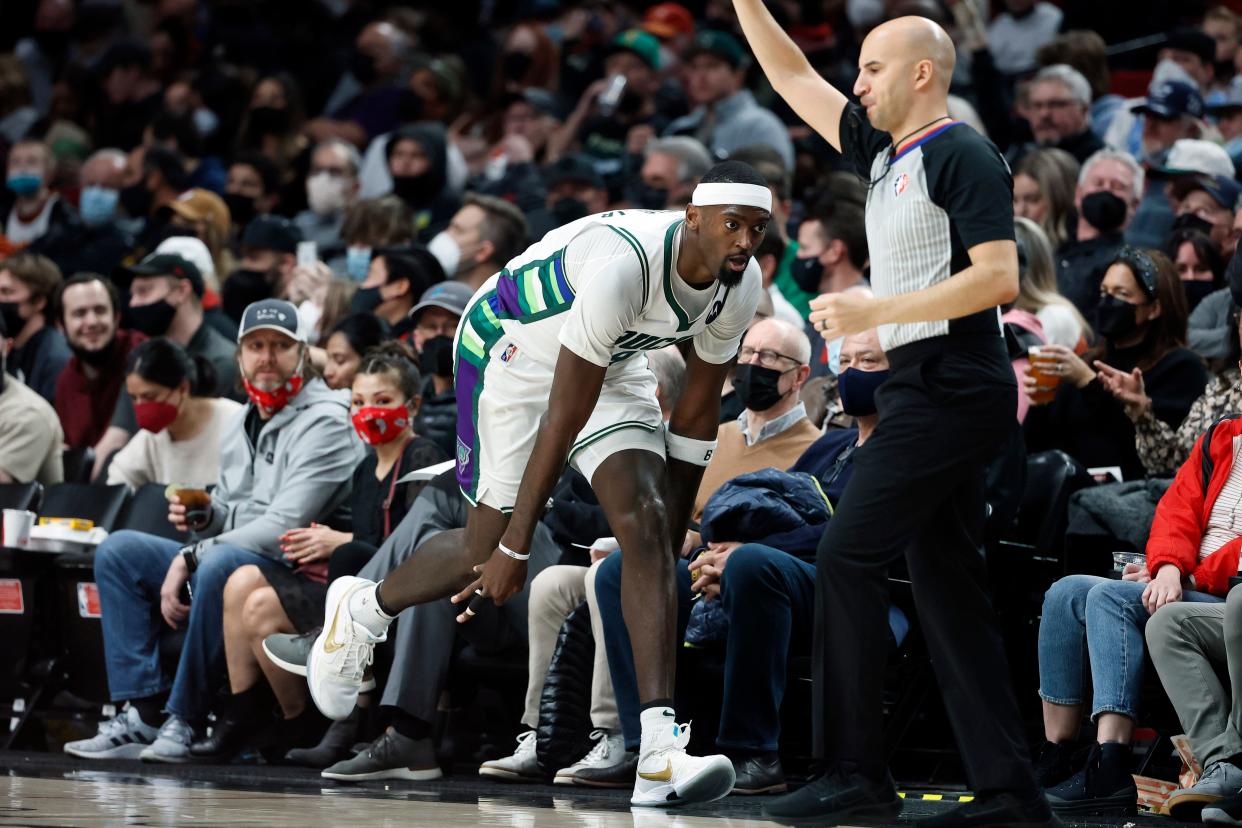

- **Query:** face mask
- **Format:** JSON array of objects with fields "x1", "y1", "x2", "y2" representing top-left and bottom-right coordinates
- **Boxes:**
[
  {"x1": 1171, "y1": 212, "x2": 1215, "y2": 237},
  {"x1": 352, "y1": 405, "x2": 410, "y2": 445},
  {"x1": 120, "y1": 182, "x2": 152, "y2": 218},
  {"x1": 247, "y1": 106, "x2": 290, "y2": 136},
  {"x1": 6, "y1": 173, "x2": 42, "y2": 197},
  {"x1": 391, "y1": 173, "x2": 436, "y2": 206},
  {"x1": 825, "y1": 336, "x2": 845, "y2": 376},
  {"x1": 838, "y1": 367, "x2": 890, "y2": 417},
  {"x1": 350, "y1": 51, "x2": 378, "y2": 84},
  {"x1": 193, "y1": 107, "x2": 219, "y2": 138},
  {"x1": 1095, "y1": 294, "x2": 1142, "y2": 340},
  {"x1": 420, "y1": 334, "x2": 455, "y2": 378},
  {"x1": 626, "y1": 182, "x2": 669, "y2": 210},
  {"x1": 346, "y1": 246, "x2": 372, "y2": 282},
  {"x1": 222, "y1": 269, "x2": 272, "y2": 322},
  {"x1": 79, "y1": 186, "x2": 119, "y2": 226},
  {"x1": 551, "y1": 197, "x2": 588, "y2": 225},
  {"x1": 71, "y1": 336, "x2": 117, "y2": 368},
  {"x1": 428, "y1": 232, "x2": 461, "y2": 277},
  {"x1": 1080, "y1": 190, "x2": 1127, "y2": 234},
  {"x1": 732, "y1": 363, "x2": 792, "y2": 412},
  {"x1": 126, "y1": 299, "x2": 177, "y2": 337},
  {"x1": 350, "y1": 285, "x2": 383, "y2": 314},
  {"x1": 134, "y1": 395, "x2": 181, "y2": 433},
  {"x1": 0, "y1": 301, "x2": 25, "y2": 336},
  {"x1": 1182, "y1": 280, "x2": 1216, "y2": 312},
  {"x1": 502, "y1": 51, "x2": 533, "y2": 79},
  {"x1": 791, "y1": 255, "x2": 825, "y2": 293},
  {"x1": 241, "y1": 355, "x2": 305, "y2": 417},
  {"x1": 307, "y1": 172, "x2": 348, "y2": 216},
  {"x1": 223, "y1": 192, "x2": 257, "y2": 229}
]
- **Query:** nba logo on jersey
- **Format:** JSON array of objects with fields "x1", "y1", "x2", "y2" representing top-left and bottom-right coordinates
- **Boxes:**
[
  {"x1": 893, "y1": 173, "x2": 909, "y2": 196},
  {"x1": 499, "y1": 343, "x2": 518, "y2": 363}
]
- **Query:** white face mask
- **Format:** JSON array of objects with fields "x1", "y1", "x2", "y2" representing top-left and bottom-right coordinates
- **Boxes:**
[
  {"x1": 428, "y1": 231, "x2": 461, "y2": 277},
  {"x1": 306, "y1": 172, "x2": 348, "y2": 216}
]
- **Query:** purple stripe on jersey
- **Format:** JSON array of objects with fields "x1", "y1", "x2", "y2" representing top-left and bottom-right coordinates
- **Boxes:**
[
  {"x1": 493, "y1": 274, "x2": 523, "y2": 318},
  {"x1": 455, "y1": 357, "x2": 481, "y2": 494}
]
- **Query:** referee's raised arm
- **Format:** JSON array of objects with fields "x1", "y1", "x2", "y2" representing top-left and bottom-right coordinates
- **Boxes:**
[{"x1": 732, "y1": 0, "x2": 848, "y2": 152}]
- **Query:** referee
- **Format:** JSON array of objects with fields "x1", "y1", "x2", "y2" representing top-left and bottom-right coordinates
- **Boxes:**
[{"x1": 733, "y1": 6, "x2": 1058, "y2": 828}]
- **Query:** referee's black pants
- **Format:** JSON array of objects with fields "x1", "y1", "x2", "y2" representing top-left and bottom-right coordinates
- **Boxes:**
[{"x1": 813, "y1": 334, "x2": 1037, "y2": 795}]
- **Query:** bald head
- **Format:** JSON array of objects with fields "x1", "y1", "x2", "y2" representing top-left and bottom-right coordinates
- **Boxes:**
[
  {"x1": 743, "y1": 317, "x2": 811, "y2": 365},
  {"x1": 869, "y1": 16, "x2": 956, "y2": 88},
  {"x1": 854, "y1": 16, "x2": 956, "y2": 133}
]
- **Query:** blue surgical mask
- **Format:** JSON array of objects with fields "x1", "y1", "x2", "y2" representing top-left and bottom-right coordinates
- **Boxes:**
[
  {"x1": 7, "y1": 172, "x2": 43, "y2": 197},
  {"x1": 826, "y1": 336, "x2": 844, "y2": 376},
  {"x1": 79, "y1": 185, "x2": 119, "y2": 226},
  {"x1": 346, "y1": 245, "x2": 372, "y2": 281}
]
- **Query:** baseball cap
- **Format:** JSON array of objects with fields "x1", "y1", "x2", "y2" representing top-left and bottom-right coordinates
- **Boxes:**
[
  {"x1": 1208, "y1": 76, "x2": 1242, "y2": 115},
  {"x1": 410, "y1": 281, "x2": 473, "y2": 321},
  {"x1": 122, "y1": 252, "x2": 205, "y2": 298},
  {"x1": 643, "y1": 3, "x2": 695, "y2": 40},
  {"x1": 1132, "y1": 80, "x2": 1205, "y2": 120},
  {"x1": 1165, "y1": 27, "x2": 1216, "y2": 67},
  {"x1": 238, "y1": 298, "x2": 305, "y2": 343},
  {"x1": 608, "y1": 29, "x2": 661, "y2": 71},
  {"x1": 1170, "y1": 174, "x2": 1242, "y2": 211},
  {"x1": 166, "y1": 188, "x2": 231, "y2": 237},
  {"x1": 1151, "y1": 138, "x2": 1236, "y2": 178},
  {"x1": 543, "y1": 154, "x2": 606, "y2": 191},
  {"x1": 155, "y1": 235, "x2": 216, "y2": 284},
  {"x1": 241, "y1": 215, "x2": 302, "y2": 253},
  {"x1": 684, "y1": 29, "x2": 747, "y2": 70}
]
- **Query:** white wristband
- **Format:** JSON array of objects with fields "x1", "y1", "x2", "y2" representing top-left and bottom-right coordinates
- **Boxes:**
[
  {"x1": 665, "y1": 431, "x2": 717, "y2": 466},
  {"x1": 498, "y1": 541, "x2": 530, "y2": 561}
]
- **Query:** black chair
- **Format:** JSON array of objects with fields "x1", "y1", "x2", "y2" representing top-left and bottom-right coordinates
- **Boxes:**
[
  {"x1": 117, "y1": 483, "x2": 187, "y2": 543},
  {"x1": 39, "y1": 483, "x2": 129, "y2": 532},
  {"x1": 996, "y1": 450, "x2": 1091, "y2": 568},
  {"x1": 0, "y1": 482, "x2": 42, "y2": 512},
  {"x1": 60, "y1": 447, "x2": 95, "y2": 485}
]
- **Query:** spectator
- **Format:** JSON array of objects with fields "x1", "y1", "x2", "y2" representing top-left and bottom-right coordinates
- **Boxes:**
[
  {"x1": 1009, "y1": 65, "x2": 1104, "y2": 166},
  {"x1": 626, "y1": 136, "x2": 713, "y2": 210},
  {"x1": 153, "y1": 235, "x2": 235, "y2": 340},
  {"x1": 0, "y1": 55, "x2": 37, "y2": 147},
  {"x1": 294, "y1": 140, "x2": 362, "y2": 252},
  {"x1": 90, "y1": 40, "x2": 162, "y2": 151},
  {"x1": 1161, "y1": 27, "x2": 1220, "y2": 99},
  {"x1": 2, "y1": 137, "x2": 83, "y2": 270},
  {"x1": 408, "y1": 281, "x2": 472, "y2": 458},
  {"x1": 66, "y1": 148, "x2": 134, "y2": 277},
  {"x1": 63, "y1": 299, "x2": 363, "y2": 763},
  {"x1": 1025, "y1": 247, "x2": 1209, "y2": 481},
  {"x1": 53, "y1": 273, "x2": 145, "y2": 449},
  {"x1": 469, "y1": 91, "x2": 558, "y2": 213},
  {"x1": 222, "y1": 216, "x2": 303, "y2": 323},
  {"x1": 791, "y1": 198, "x2": 868, "y2": 378},
  {"x1": 1208, "y1": 78, "x2": 1242, "y2": 167},
  {"x1": 224, "y1": 152, "x2": 282, "y2": 232},
  {"x1": 642, "y1": 2, "x2": 697, "y2": 72},
  {"x1": 146, "y1": 110, "x2": 227, "y2": 196},
  {"x1": 384, "y1": 123, "x2": 460, "y2": 241},
  {"x1": 310, "y1": 22, "x2": 413, "y2": 148},
  {"x1": 1057, "y1": 149, "x2": 1143, "y2": 319},
  {"x1": 1179, "y1": 230, "x2": 1234, "y2": 359},
  {"x1": 165, "y1": 188, "x2": 233, "y2": 291},
  {"x1": 0, "y1": 251, "x2": 69, "y2": 402},
  {"x1": 321, "y1": 313, "x2": 389, "y2": 392},
  {"x1": 1125, "y1": 86, "x2": 1210, "y2": 249},
  {"x1": 1204, "y1": 7, "x2": 1242, "y2": 91},
  {"x1": 1035, "y1": 31, "x2": 1126, "y2": 142},
  {"x1": 338, "y1": 196, "x2": 414, "y2": 282},
  {"x1": 0, "y1": 309, "x2": 62, "y2": 485},
  {"x1": 1169, "y1": 173, "x2": 1241, "y2": 257},
  {"x1": 124, "y1": 146, "x2": 190, "y2": 253},
  {"x1": 105, "y1": 337, "x2": 241, "y2": 492},
  {"x1": 193, "y1": 342, "x2": 446, "y2": 761},
  {"x1": 987, "y1": 0, "x2": 1063, "y2": 77},
  {"x1": 427, "y1": 194, "x2": 529, "y2": 292},
  {"x1": 350, "y1": 249, "x2": 434, "y2": 329},
  {"x1": 234, "y1": 74, "x2": 312, "y2": 182},
  {"x1": 664, "y1": 30, "x2": 794, "y2": 168},
  {"x1": 525, "y1": 155, "x2": 610, "y2": 241},
  {"x1": 1013, "y1": 217, "x2": 1090, "y2": 350},
  {"x1": 1013, "y1": 148, "x2": 1080, "y2": 250}
]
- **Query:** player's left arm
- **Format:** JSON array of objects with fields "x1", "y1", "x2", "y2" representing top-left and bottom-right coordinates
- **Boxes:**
[{"x1": 664, "y1": 348, "x2": 733, "y2": 548}]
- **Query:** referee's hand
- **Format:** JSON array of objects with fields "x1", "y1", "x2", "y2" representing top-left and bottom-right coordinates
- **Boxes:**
[
  {"x1": 808, "y1": 290, "x2": 880, "y2": 341},
  {"x1": 450, "y1": 548, "x2": 528, "y2": 623}
]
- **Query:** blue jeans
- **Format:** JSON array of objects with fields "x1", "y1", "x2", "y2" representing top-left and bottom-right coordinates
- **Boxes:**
[
  {"x1": 1038, "y1": 574, "x2": 1223, "y2": 720},
  {"x1": 95, "y1": 530, "x2": 280, "y2": 721}
]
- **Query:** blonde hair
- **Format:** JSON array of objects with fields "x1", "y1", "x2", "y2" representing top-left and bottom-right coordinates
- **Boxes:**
[
  {"x1": 1013, "y1": 217, "x2": 1090, "y2": 335},
  {"x1": 1015, "y1": 148, "x2": 1079, "y2": 250}
]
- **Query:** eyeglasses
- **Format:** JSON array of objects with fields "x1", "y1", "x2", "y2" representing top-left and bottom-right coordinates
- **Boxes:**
[{"x1": 737, "y1": 346, "x2": 802, "y2": 368}]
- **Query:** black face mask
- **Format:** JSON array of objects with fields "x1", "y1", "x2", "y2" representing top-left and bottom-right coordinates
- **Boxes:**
[
  {"x1": 120, "y1": 182, "x2": 153, "y2": 218},
  {"x1": 126, "y1": 300, "x2": 177, "y2": 337},
  {"x1": 626, "y1": 182, "x2": 669, "y2": 210},
  {"x1": 732, "y1": 363, "x2": 791, "y2": 412},
  {"x1": 350, "y1": 51, "x2": 379, "y2": 85},
  {"x1": 1081, "y1": 190, "x2": 1127, "y2": 234},
  {"x1": 791, "y1": 255, "x2": 825, "y2": 293},
  {"x1": 838, "y1": 367, "x2": 890, "y2": 417},
  {"x1": 550, "y1": 197, "x2": 589, "y2": 225},
  {"x1": 247, "y1": 106, "x2": 290, "y2": 136},
  {"x1": 1095, "y1": 294, "x2": 1143, "y2": 341},
  {"x1": 1182, "y1": 280, "x2": 1217, "y2": 312},
  {"x1": 391, "y1": 174, "x2": 437, "y2": 207},
  {"x1": 420, "y1": 334, "x2": 455, "y2": 378},
  {"x1": 222, "y1": 269, "x2": 273, "y2": 322},
  {"x1": 71, "y1": 335, "x2": 118, "y2": 368},
  {"x1": 350, "y1": 285, "x2": 383, "y2": 314},
  {"x1": 1171, "y1": 212, "x2": 1215, "y2": 238},
  {"x1": 501, "y1": 51, "x2": 533, "y2": 80},
  {"x1": 0, "y1": 301, "x2": 24, "y2": 336},
  {"x1": 223, "y1": 193, "x2": 258, "y2": 228}
]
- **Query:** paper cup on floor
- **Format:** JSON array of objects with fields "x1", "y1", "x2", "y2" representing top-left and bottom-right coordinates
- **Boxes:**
[{"x1": 2, "y1": 509, "x2": 36, "y2": 548}]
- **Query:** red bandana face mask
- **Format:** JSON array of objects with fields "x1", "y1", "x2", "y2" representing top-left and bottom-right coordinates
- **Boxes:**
[
  {"x1": 241, "y1": 361, "x2": 305, "y2": 417},
  {"x1": 351, "y1": 405, "x2": 410, "y2": 445}
]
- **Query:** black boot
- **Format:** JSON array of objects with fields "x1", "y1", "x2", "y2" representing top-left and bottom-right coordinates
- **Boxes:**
[
  {"x1": 190, "y1": 686, "x2": 272, "y2": 760},
  {"x1": 1045, "y1": 742, "x2": 1137, "y2": 817},
  {"x1": 1033, "y1": 741, "x2": 1076, "y2": 789},
  {"x1": 285, "y1": 705, "x2": 363, "y2": 768}
]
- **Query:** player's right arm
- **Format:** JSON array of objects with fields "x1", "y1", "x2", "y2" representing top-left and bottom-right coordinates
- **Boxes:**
[{"x1": 732, "y1": 0, "x2": 849, "y2": 152}]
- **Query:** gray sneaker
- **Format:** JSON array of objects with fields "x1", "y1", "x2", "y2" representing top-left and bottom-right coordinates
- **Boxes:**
[
  {"x1": 64, "y1": 706, "x2": 159, "y2": 760},
  {"x1": 264, "y1": 630, "x2": 376, "y2": 691},
  {"x1": 321, "y1": 727, "x2": 442, "y2": 782},
  {"x1": 479, "y1": 730, "x2": 543, "y2": 782},
  {"x1": 554, "y1": 729, "x2": 628, "y2": 786},
  {"x1": 139, "y1": 716, "x2": 195, "y2": 763},
  {"x1": 1169, "y1": 761, "x2": 1242, "y2": 820}
]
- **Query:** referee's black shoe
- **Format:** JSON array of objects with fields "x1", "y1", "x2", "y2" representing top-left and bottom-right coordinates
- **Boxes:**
[
  {"x1": 761, "y1": 766, "x2": 902, "y2": 824},
  {"x1": 914, "y1": 790, "x2": 1064, "y2": 827}
]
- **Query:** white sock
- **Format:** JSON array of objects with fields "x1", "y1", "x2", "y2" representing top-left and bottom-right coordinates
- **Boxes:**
[
  {"x1": 347, "y1": 581, "x2": 394, "y2": 637},
  {"x1": 639, "y1": 706, "x2": 676, "y2": 753}
]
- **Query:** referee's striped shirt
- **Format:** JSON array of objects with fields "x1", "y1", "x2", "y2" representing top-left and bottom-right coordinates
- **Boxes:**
[{"x1": 838, "y1": 103, "x2": 1015, "y2": 352}]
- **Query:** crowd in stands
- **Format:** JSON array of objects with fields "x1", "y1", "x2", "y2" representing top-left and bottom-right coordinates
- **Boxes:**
[{"x1": 8, "y1": 0, "x2": 1242, "y2": 819}]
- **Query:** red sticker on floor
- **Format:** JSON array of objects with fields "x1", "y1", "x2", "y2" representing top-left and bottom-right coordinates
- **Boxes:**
[
  {"x1": 0, "y1": 579, "x2": 24, "y2": 614},
  {"x1": 77, "y1": 582, "x2": 101, "y2": 619}
]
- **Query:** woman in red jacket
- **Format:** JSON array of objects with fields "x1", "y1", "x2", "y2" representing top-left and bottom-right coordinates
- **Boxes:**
[{"x1": 1032, "y1": 414, "x2": 1239, "y2": 817}]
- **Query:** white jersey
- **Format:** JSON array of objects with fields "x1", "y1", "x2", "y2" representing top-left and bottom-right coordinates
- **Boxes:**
[{"x1": 457, "y1": 209, "x2": 762, "y2": 379}]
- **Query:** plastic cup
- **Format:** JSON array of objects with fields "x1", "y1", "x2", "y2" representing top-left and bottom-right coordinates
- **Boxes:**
[
  {"x1": 2, "y1": 509, "x2": 35, "y2": 548},
  {"x1": 1112, "y1": 551, "x2": 1146, "y2": 574},
  {"x1": 173, "y1": 486, "x2": 212, "y2": 531},
  {"x1": 1028, "y1": 346, "x2": 1062, "y2": 405}
]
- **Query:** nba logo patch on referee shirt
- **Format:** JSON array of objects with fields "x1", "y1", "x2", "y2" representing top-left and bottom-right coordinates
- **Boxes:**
[
  {"x1": 499, "y1": 343, "x2": 518, "y2": 363},
  {"x1": 893, "y1": 173, "x2": 909, "y2": 196}
]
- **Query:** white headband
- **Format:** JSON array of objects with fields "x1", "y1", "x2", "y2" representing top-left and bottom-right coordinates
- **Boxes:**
[{"x1": 691, "y1": 182, "x2": 772, "y2": 211}]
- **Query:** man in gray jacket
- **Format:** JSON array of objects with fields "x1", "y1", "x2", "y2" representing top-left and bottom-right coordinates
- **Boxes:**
[{"x1": 65, "y1": 299, "x2": 363, "y2": 763}]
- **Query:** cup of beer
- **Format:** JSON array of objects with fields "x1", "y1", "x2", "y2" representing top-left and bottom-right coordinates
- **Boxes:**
[
  {"x1": 1028, "y1": 346, "x2": 1061, "y2": 405},
  {"x1": 167, "y1": 485, "x2": 212, "y2": 531}
]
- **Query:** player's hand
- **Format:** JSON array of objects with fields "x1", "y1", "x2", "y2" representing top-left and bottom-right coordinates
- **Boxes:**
[
  {"x1": 808, "y1": 291, "x2": 881, "y2": 340},
  {"x1": 451, "y1": 548, "x2": 528, "y2": 623}
]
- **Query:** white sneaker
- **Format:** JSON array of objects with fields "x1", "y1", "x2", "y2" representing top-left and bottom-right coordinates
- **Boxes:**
[
  {"x1": 479, "y1": 730, "x2": 543, "y2": 782},
  {"x1": 64, "y1": 706, "x2": 159, "y2": 760},
  {"x1": 139, "y1": 716, "x2": 195, "y2": 763},
  {"x1": 307, "y1": 576, "x2": 387, "y2": 721},
  {"x1": 555, "y1": 729, "x2": 627, "y2": 785},
  {"x1": 631, "y1": 721, "x2": 734, "y2": 807}
]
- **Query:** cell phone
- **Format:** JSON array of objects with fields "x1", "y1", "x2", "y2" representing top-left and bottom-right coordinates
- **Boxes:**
[{"x1": 297, "y1": 241, "x2": 318, "y2": 269}]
